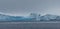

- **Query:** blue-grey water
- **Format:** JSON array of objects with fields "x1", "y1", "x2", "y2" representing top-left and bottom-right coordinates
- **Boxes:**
[{"x1": 0, "y1": 22, "x2": 60, "y2": 29}]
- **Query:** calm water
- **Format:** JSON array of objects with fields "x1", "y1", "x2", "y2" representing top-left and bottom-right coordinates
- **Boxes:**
[{"x1": 0, "y1": 22, "x2": 60, "y2": 29}]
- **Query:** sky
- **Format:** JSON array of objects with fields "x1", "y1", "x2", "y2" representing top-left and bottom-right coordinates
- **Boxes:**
[{"x1": 0, "y1": 0, "x2": 60, "y2": 16}]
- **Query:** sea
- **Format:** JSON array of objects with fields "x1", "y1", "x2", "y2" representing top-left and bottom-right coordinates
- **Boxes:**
[{"x1": 0, "y1": 22, "x2": 60, "y2": 29}]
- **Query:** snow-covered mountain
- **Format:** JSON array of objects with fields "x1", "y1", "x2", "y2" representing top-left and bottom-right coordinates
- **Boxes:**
[{"x1": 40, "y1": 14, "x2": 60, "y2": 21}]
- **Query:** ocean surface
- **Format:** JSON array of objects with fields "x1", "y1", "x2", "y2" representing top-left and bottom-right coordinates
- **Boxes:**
[{"x1": 0, "y1": 22, "x2": 60, "y2": 29}]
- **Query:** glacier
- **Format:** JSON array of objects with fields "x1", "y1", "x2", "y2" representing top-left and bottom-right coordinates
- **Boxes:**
[{"x1": 0, "y1": 13, "x2": 60, "y2": 22}]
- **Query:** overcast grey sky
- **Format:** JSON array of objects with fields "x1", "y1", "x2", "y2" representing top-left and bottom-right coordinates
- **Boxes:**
[{"x1": 0, "y1": 0, "x2": 60, "y2": 16}]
